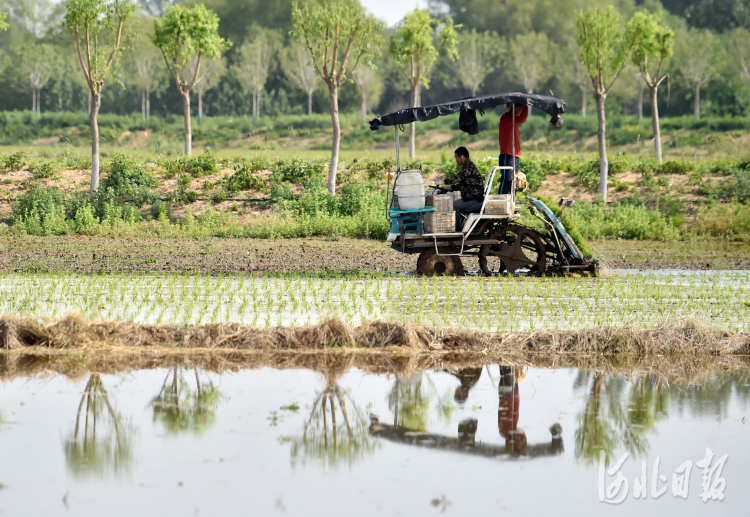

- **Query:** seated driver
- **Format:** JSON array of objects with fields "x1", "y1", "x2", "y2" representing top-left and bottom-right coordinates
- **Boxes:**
[{"x1": 439, "y1": 146, "x2": 484, "y2": 231}]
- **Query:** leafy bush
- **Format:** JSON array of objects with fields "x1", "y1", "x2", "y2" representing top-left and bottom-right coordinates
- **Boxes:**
[
  {"x1": 700, "y1": 171, "x2": 750, "y2": 203},
  {"x1": 657, "y1": 159, "x2": 694, "y2": 175},
  {"x1": 58, "y1": 153, "x2": 92, "y2": 170},
  {"x1": 692, "y1": 202, "x2": 750, "y2": 241},
  {"x1": 226, "y1": 161, "x2": 267, "y2": 192},
  {"x1": 11, "y1": 185, "x2": 70, "y2": 235},
  {"x1": 162, "y1": 148, "x2": 220, "y2": 178},
  {"x1": 99, "y1": 154, "x2": 158, "y2": 207},
  {"x1": 273, "y1": 157, "x2": 325, "y2": 182},
  {"x1": 184, "y1": 190, "x2": 199, "y2": 203},
  {"x1": 569, "y1": 202, "x2": 681, "y2": 240},
  {"x1": 28, "y1": 160, "x2": 59, "y2": 179},
  {"x1": 212, "y1": 189, "x2": 227, "y2": 203},
  {"x1": 2, "y1": 152, "x2": 27, "y2": 171}
]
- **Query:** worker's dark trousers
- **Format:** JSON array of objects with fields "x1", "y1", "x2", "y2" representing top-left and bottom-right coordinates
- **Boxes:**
[
  {"x1": 498, "y1": 154, "x2": 520, "y2": 194},
  {"x1": 454, "y1": 197, "x2": 484, "y2": 231}
]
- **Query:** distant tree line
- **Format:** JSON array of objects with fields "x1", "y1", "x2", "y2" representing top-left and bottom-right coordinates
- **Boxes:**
[
  {"x1": 0, "y1": 0, "x2": 748, "y2": 122},
  {"x1": 1, "y1": 0, "x2": 750, "y2": 196}
]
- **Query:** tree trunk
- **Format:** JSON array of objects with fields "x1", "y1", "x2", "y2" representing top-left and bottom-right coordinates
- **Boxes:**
[
  {"x1": 694, "y1": 83, "x2": 700, "y2": 121},
  {"x1": 146, "y1": 87, "x2": 151, "y2": 119},
  {"x1": 89, "y1": 92, "x2": 102, "y2": 193},
  {"x1": 38, "y1": 88, "x2": 41, "y2": 114},
  {"x1": 198, "y1": 90, "x2": 203, "y2": 126},
  {"x1": 581, "y1": 87, "x2": 587, "y2": 119},
  {"x1": 637, "y1": 86, "x2": 644, "y2": 123},
  {"x1": 141, "y1": 89, "x2": 146, "y2": 122},
  {"x1": 360, "y1": 84, "x2": 367, "y2": 125},
  {"x1": 252, "y1": 90, "x2": 257, "y2": 122},
  {"x1": 182, "y1": 90, "x2": 192, "y2": 157},
  {"x1": 408, "y1": 83, "x2": 419, "y2": 159},
  {"x1": 595, "y1": 91, "x2": 608, "y2": 204},
  {"x1": 327, "y1": 84, "x2": 340, "y2": 195},
  {"x1": 88, "y1": 90, "x2": 92, "y2": 116},
  {"x1": 650, "y1": 85, "x2": 662, "y2": 163},
  {"x1": 307, "y1": 90, "x2": 313, "y2": 115}
]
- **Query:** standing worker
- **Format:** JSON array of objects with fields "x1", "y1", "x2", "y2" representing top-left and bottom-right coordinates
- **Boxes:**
[{"x1": 498, "y1": 102, "x2": 529, "y2": 194}]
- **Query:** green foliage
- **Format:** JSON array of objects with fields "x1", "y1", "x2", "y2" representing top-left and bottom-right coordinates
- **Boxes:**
[
  {"x1": 280, "y1": 176, "x2": 389, "y2": 240},
  {"x1": 576, "y1": 7, "x2": 634, "y2": 94},
  {"x1": 29, "y1": 161, "x2": 59, "y2": 180},
  {"x1": 212, "y1": 189, "x2": 227, "y2": 204},
  {"x1": 451, "y1": 29, "x2": 502, "y2": 95},
  {"x1": 226, "y1": 161, "x2": 267, "y2": 192},
  {"x1": 389, "y1": 9, "x2": 458, "y2": 90},
  {"x1": 291, "y1": 2, "x2": 383, "y2": 89},
  {"x1": 99, "y1": 154, "x2": 157, "y2": 206},
  {"x1": 570, "y1": 202, "x2": 682, "y2": 240},
  {"x1": 507, "y1": 32, "x2": 552, "y2": 93},
  {"x1": 700, "y1": 171, "x2": 750, "y2": 204},
  {"x1": 63, "y1": 0, "x2": 136, "y2": 96},
  {"x1": 658, "y1": 160, "x2": 692, "y2": 174},
  {"x1": 628, "y1": 11, "x2": 674, "y2": 82},
  {"x1": 2, "y1": 152, "x2": 27, "y2": 171},
  {"x1": 11, "y1": 185, "x2": 69, "y2": 235},
  {"x1": 162, "y1": 149, "x2": 220, "y2": 178},
  {"x1": 184, "y1": 190, "x2": 200, "y2": 203},
  {"x1": 273, "y1": 157, "x2": 325, "y2": 183},
  {"x1": 151, "y1": 4, "x2": 231, "y2": 83}
]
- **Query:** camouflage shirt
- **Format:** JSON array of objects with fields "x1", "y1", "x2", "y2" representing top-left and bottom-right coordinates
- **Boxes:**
[{"x1": 446, "y1": 159, "x2": 484, "y2": 200}]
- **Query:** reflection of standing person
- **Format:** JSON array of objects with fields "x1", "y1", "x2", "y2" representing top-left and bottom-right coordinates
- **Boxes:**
[
  {"x1": 498, "y1": 366, "x2": 527, "y2": 455},
  {"x1": 498, "y1": 103, "x2": 529, "y2": 194}
]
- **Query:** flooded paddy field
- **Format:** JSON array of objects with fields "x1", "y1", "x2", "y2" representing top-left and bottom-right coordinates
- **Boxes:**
[
  {"x1": 1, "y1": 361, "x2": 748, "y2": 516},
  {"x1": 3, "y1": 239, "x2": 750, "y2": 516},
  {"x1": 1, "y1": 270, "x2": 749, "y2": 332}
]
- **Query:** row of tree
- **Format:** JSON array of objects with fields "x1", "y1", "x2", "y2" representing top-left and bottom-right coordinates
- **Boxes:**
[
  {"x1": 2, "y1": 0, "x2": 750, "y2": 199},
  {"x1": 3, "y1": 1, "x2": 750, "y2": 122}
]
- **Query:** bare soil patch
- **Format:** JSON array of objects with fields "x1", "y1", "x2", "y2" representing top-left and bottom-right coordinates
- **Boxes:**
[{"x1": 3, "y1": 236, "x2": 749, "y2": 274}]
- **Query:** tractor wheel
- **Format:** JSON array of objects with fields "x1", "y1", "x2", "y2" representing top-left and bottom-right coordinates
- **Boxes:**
[
  {"x1": 417, "y1": 248, "x2": 464, "y2": 276},
  {"x1": 478, "y1": 225, "x2": 546, "y2": 276}
]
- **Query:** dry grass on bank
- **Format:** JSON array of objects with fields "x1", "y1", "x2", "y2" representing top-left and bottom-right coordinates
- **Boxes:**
[{"x1": 2, "y1": 314, "x2": 748, "y2": 364}]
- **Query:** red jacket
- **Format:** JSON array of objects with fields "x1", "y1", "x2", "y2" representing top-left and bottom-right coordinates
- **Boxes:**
[{"x1": 498, "y1": 105, "x2": 529, "y2": 157}]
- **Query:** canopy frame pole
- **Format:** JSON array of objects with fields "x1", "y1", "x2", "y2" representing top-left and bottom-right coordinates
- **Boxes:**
[{"x1": 395, "y1": 125, "x2": 401, "y2": 171}]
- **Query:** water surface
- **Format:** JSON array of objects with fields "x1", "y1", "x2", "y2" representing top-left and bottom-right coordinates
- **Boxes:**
[{"x1": 1, "y1": 365, "x2": 748, "y2": 516}]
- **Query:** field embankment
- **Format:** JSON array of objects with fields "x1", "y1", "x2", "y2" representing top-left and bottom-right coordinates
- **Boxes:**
[{"x1": 1, "y1": 315, "x2": 749, "y2": 382}]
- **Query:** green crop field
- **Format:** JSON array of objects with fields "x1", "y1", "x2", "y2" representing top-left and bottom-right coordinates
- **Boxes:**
[{"x1": 2, "y1": 271, "x2": 748, "y2": 332}]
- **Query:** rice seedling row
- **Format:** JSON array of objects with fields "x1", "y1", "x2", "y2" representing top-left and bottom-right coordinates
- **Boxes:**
[{"x1": 0, "y1": 272, "x2": 748, "y2": 332}]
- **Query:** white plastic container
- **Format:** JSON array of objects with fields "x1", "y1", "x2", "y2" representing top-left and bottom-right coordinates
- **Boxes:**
[{"x1": 395, "y1": 170, "x2": 425, "y2": 209}]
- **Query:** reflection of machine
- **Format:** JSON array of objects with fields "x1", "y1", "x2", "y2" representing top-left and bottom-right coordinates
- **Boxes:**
[
  {"x1": 368, "y1": 415, "x2": 563, "y2": 460},
  {"x1": 369, "y1": 92, "x2": 599, "y2": 276}
]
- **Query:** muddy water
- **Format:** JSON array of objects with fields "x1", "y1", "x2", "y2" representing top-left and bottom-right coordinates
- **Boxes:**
[{"x1": 1, "y1": 366, "x2": 749, "y2": 516}]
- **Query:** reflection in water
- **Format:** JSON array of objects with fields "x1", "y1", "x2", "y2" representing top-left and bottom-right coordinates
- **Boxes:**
[
  {"x1": 574, "y1": 372, "x2": 669, "y2": 465},
  {"x1": 672, "y1": 370, "x2": 750, "y2": 417},
  {"x1": 450, "y1": 367, "x2": 483, "y2": 405},
  {"x1": 289, "y1": 374, "x2": 378, "y2": 467},
  {"x1": 388, "y1": 373, "x2": 455, "y2": 431},
  {"x1": 497, "y1": 366, "x2": 529, "y2": 455},
  {"x1": 64, "y1": 374, "x2": 134, "y2": 477},
  {"x1": 372, "y1": 365, "x2": 564, "y2": 460},
  {"x1": 151, "y1": 367, "x2": 224, "y2": 435}
]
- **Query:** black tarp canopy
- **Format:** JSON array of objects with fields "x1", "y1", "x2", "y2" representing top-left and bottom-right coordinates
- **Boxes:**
[{"x1": 368, "y1": 92, "x2": 566, "y2": 133}]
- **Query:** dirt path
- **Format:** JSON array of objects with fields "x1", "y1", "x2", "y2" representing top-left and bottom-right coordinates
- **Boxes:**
[{"x1": 2, "y1": 236, "x2": 749, "y2": 274}]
